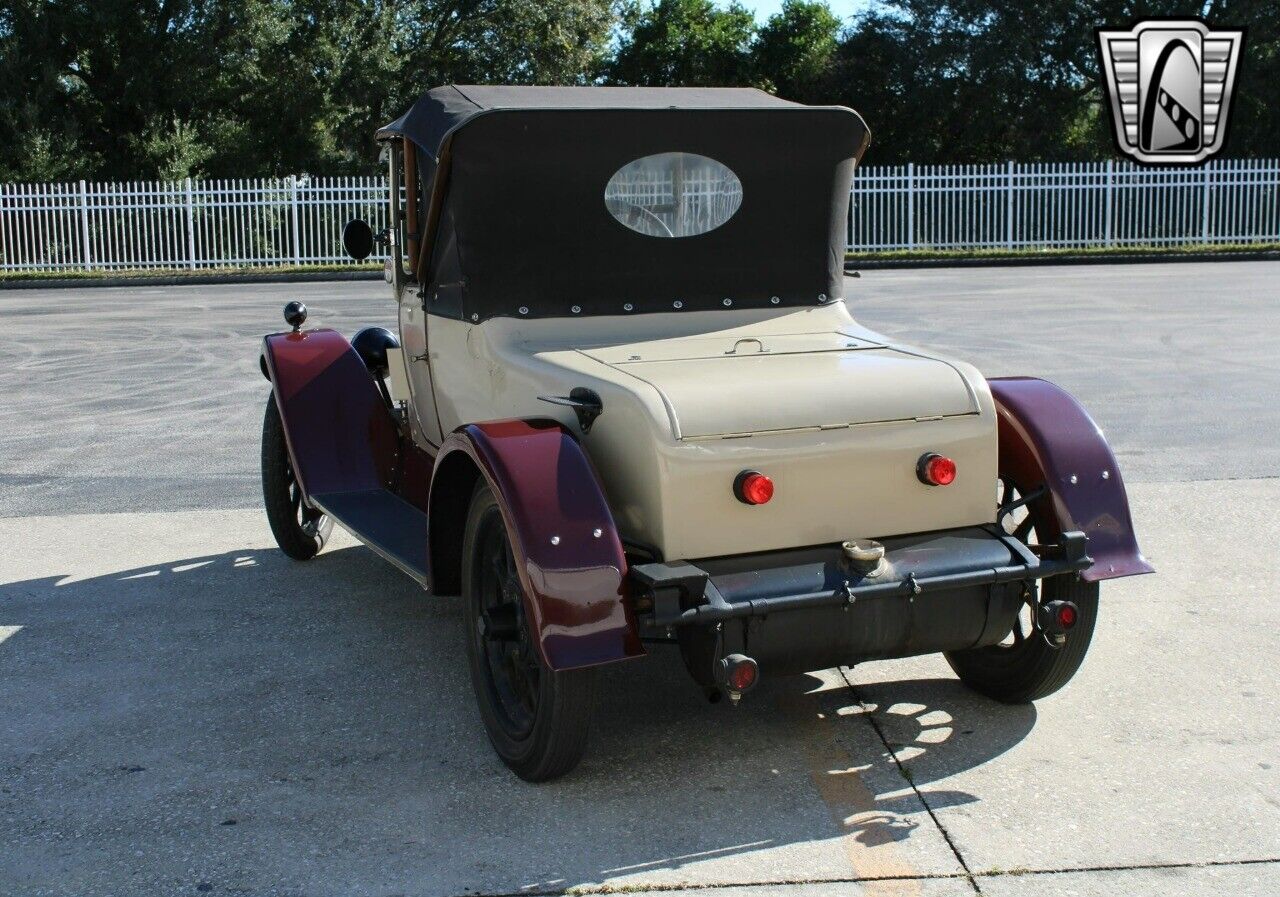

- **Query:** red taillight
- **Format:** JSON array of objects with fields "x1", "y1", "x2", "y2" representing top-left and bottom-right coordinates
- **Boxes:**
[
  {"x1": 1039, "y1": 600, "x2": 1080, "y2": 638},
  {"x1": 729, "y1": 660, "x2": 757, "y2": 691},
  {"x1": 917, "y1": 453, "x2": 957, "y2": 486},
  {"x1": 719, "y1": 654, "x2": 759, "y2": 692},
  {"x1": 734, "y1": 470, "x2": 774, "y2": 505},
  {"x1": 1056, "y1": 603, "x2": 1078, "y2": 629}
]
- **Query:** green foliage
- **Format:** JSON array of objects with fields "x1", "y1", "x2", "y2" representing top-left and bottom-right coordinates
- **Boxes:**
[
  {"x1": 0, "y1": 131, "x2": 91, "y2": 183},
  {"x1": 0, "y1": 0, "x2": 1274, "y2": 180},
  {"x1": 607, "y1": 0, "x2": 760, "y2": 86},
  {"x1": 755, "y1": 0, "x2": 841, "y2": 99},
  {"x1": 827, "y1": 0, "x2": 1279, "y2": 164},
  {"x1": 0, "y1": 0, "x2": 617, "y2": 179},
  {"x1": 828, "y1": 0, "x2": 1112, "y2": 164},
  {"x1": 605, "y1": 0, "x2": 841, "y2": 93},
  {"x1": 130, "y1": 118, "x2": 215, "y2": 181},
  {"x1": 1217, "y1": 0, "x2": 1280, "y2": 158}
]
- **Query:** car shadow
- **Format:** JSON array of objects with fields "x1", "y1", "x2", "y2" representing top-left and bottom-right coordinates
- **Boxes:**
[{"x1": 1, "y1": 542, "x2": 1035, "y2": 894}]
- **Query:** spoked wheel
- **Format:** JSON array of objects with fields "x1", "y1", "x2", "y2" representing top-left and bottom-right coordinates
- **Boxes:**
[
  {"x1": 945, "y1": 476, "x2": 1099, "y2": 703},
  {"x1": 261, "y1": 394, "x2": 333, "y2": 560},
  {"x1": 462, "y1": 481, "x2": 595, "y2": 781}
]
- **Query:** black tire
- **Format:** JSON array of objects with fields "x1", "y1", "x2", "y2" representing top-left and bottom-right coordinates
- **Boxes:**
[
  {"x1": 462, "y1": 481, "x2": 595, "y2": 781},
  {"x1": 261, "y1": 394, "x2": 332, "y2": 560},
  {"x1": 945, "y1": 478, "x2": 1099, "y2": 703}
]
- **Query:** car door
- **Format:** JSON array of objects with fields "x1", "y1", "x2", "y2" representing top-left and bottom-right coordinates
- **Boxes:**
[{"x1": 391, "y1": 139, "x2": 444, "y2": 449}]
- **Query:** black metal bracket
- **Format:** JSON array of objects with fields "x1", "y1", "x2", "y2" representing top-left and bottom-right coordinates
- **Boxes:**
[
  {"x1": 631, "y1": 561, "x2": 711, "y2": 626},
  {"x1": 537, "y1": 387, "x2": 604, "y2": 433},
  {"x1": 997, "y1": 484, "x2": 1048, "y2": 527},
  {"x1": 1053, "y1": 531, "x2": 1090, "y2": 566}
]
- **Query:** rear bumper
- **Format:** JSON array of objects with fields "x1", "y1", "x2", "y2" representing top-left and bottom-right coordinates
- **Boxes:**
[{"x1": 631, "y1": 526, "x2": 1091, "y2": 676}]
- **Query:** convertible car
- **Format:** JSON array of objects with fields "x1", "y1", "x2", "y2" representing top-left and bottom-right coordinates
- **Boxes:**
[{"x1": 258, "y1": 86, "x2": 1152, "y2": 780}]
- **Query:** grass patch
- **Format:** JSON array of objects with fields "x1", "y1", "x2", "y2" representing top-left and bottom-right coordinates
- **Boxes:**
[
  {"x1": 0, "y1": 263, "x2": 378, "y2": 283},
  {"x1": 846, "y1": 241, "x2": 1280, "y2": 263}
]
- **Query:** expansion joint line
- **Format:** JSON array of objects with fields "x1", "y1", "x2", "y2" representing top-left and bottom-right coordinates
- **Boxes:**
[
  {"x1": 449, "y1": 858, "x2": 1280, "y2": 897},
  {"x1": 837, "y1": 665, "x2": 983, "y2": 894}
]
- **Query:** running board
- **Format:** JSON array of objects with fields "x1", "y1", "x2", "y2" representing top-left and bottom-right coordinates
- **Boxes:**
[{"x1": 310, "y1": 489, "x2": 431, "y2": 587}]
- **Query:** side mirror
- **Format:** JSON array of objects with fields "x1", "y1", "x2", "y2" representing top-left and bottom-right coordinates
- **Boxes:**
[{"x1": 343, "y1": 219, "x2": 374, "y2": 262}]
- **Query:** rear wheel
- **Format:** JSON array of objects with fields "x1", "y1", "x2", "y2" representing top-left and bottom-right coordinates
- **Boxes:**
[
  {"x1": 462, "y1": 481, "x2": 595, "y2": 781},
  {"x1": 261, "y1": 394, "x2": 332, "y2": 560},
  {"x1": 945, "y1": 477, "x2": 1099, "y2": 703}
]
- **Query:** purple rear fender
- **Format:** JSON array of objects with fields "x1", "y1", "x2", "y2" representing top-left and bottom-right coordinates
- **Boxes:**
[
  {"x1": 989, "y1": 377, "x2": 1153, "y2": 582},
  {"x1": 261, "y1": 328, "x2": 399, "y2": 499},
  {"x1": 430, "y1": 420, "x2": 644, "y2": 672}
]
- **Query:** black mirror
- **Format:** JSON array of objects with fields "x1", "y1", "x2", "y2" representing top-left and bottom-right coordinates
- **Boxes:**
[{"x1": 343, "y1": 219, "x2": 374, "y2": 261}]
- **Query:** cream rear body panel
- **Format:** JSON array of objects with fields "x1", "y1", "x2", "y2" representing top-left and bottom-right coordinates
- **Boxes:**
[
  {"x1": 581, "y1": 343, "x2": 978, "y2": 439},
  {"x1": 426, "y1": 303, "x2": 997, "y2": 561}
]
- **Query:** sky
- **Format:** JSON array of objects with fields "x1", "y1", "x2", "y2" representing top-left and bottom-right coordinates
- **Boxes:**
[{"x1": 746, "y1": 0, "x2": 873, "y2": 23}]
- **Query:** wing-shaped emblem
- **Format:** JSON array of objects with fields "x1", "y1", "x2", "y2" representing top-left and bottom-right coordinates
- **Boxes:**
[{"x1": 1097, "y1": 20, "x2": 1244, "y2": 164}]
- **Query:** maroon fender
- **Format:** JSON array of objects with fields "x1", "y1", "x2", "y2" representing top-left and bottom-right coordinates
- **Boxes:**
[
  {"x1": 261, "y1": 329, "x2": 399, "y2": 499},
  {"x1": 430, "y1": 419, "x2": 644, "y2": 671},
  {"x1": 989, "y1": 377, "x2": 1153, "y2": 582}
]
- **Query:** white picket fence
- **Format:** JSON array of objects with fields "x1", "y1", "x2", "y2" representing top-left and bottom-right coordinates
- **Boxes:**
[{"x1": 2, "y1": 160, "x2": 1278, "y2": 272}]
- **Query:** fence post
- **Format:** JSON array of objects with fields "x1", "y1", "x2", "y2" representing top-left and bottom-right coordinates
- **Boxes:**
[
  {"x1": 846, "y1": 177, "x2": 854, "y2": 251},
  {"x1": 289, "y1": 175, "x2": 301, "y2": 265},
  {"x1": 1104, "y1": 159, "x2": 1114, "y2": 246},
  {"x1": 1201, "y1": 163, "x2": 1211, "y2": 244},
  {"x1": 184, "y1": 178, "x2": 197, "y2": 269},
  {"x1": 1005, "y1": 160, "x2": 1014, "y2": 248},
  {"x1": 905, "y1": 162, "x2": 915, "y2": 249},
  {"x1": 78, "y1": 179, "x2": 93, "y2": 270}
]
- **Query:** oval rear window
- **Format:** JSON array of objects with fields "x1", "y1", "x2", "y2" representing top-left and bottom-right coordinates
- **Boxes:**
[{"x1": 604, "y1": 152, "x2": 742, "y2": 238}]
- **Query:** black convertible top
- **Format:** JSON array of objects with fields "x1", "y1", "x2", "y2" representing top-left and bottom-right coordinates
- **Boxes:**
[
  {"x1": 379, "y1": 86, "x2": 870, "y2": 322},
  {"x1": 378, "y1": 85, "x2": 806, "y2": 159}
]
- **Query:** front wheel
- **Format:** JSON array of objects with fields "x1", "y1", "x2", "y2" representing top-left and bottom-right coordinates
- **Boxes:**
[
  {"x1": 462, "y1": 481, "x2": 595, "y2": 781},
  {"x1": 945, "y1": 477, "x2": 1099, "y2": 703},
  {"x1": 261, "y1": 394, "x2": 332, "y2": 560}
]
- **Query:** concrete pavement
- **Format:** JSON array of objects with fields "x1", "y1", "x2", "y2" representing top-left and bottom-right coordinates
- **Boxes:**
[{"x1": 2, "y1": 264, "x2": 1278, "y2": 895}]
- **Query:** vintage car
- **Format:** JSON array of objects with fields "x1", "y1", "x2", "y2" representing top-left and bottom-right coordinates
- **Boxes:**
[{"x1": 258, "y1": 86, "x2": 1152, "y2": 781}]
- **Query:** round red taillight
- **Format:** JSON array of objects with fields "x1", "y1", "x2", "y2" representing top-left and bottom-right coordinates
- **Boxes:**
[
  {"x1": 728, "y1": 659, "x2": 758, "y2": 692},
  {"x1": 734, "y1": 471, "x2": 774, "y2": 505},
  {"x1": 719, "y1": 654, "x2": 760, "y2": 692},
  {"x1": 917, "y1": 453, "x2": 957, "y2": 487},
  {"x1": 1056, "y1": 603, "x2": 1078, "y2": 629}
]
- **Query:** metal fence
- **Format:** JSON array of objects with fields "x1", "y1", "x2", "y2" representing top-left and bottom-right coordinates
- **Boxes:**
[
  {"x1": 850, "y1": 159, "x2": 1280, "y2": 251},
  {"x1": 2, "y1": 160, "x2": 1278, "y2": 272},
  {"x1": 0, "y1": 176, "x2": 388, "y2": 272}
]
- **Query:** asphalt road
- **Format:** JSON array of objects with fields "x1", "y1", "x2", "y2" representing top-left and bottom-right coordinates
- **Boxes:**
[
  {"x1": 2, "y1": 264, "x2": 1278, "y2": 896},
  {"x1": 4, "y1": 263, "x2": 1280, "y2": 518}
]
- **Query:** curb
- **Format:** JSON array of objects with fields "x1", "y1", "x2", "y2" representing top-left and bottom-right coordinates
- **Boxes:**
[
  {"x1": 4, "y1": 250, "x2": 1277, "y2": 289},
  {"x1": 845, "y1": 250, "x2": 1280, "y2": 271},
  {"x1": 0, "y1": 269, "x2": 383, "y2": 291}
]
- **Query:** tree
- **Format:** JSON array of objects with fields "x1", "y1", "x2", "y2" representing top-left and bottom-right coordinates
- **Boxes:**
[
  {"x1": 606, "y1": 0, "x2": 759, "y2": 86},
  {"x1": 826, "y1": 0, "x2": 1280, "y2": 165},
  {"x1": 1209, "y1": 0, "x2": 1280, "y2": 158},
  {"x1": 754, "y1": 0, "x2": 841, "y2": 101},
  {"x1": 826, "y1": 0, "x2": 1113, "y2": 165},
  {"x1": 0, "y1": 0, "x2": 617, "y2": 180},
  {"x1": 2, "y1": 0, "x2": 1271, "y2": 179}
]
